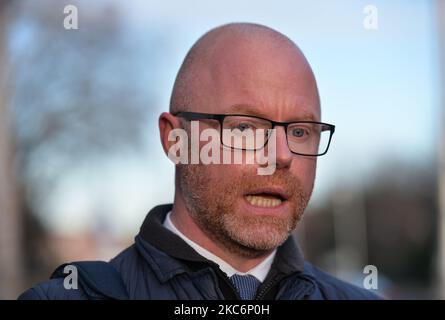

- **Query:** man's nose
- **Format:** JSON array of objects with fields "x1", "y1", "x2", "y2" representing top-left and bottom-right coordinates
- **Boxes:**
[{"x1": 272, "y1": 126, "x2": 292, "y2": 169}]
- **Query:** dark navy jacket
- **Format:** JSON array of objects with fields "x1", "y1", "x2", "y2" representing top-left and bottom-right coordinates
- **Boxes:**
[{"x1": 18, "y1": 204, "x2": 380, "y2": 300}]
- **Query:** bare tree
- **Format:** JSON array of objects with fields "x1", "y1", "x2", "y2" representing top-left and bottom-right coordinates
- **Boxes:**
[{"x1": 1, "y1": 0, "x2": 165, "y2": 298}]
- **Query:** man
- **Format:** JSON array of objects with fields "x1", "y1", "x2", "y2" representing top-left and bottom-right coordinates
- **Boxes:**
[{"x1": 19, "y1": 23, "x2": 379, "y2": 300}]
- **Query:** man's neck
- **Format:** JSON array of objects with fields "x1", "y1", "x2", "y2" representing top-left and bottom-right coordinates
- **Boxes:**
[{"x1": 170, "y1": 198, "x2": 274, "y2": 273}]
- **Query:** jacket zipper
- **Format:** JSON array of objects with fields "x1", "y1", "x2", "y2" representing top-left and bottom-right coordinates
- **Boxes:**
[{"x1": 254, "y1": 276, "x2": 280, "y2": 300}]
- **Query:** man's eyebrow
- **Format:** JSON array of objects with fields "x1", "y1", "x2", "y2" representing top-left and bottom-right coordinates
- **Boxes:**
[
  {"x1": 227, "y1": 104, "x2": 265, "y2": 116},
  {"x1": 292, "y1": 112, "x2": 318, "y2": 122},
  {"x1": 227, "y1": 104, "x2": 319, "y2": 122}
]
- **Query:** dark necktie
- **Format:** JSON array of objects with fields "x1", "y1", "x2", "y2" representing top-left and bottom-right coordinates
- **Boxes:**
[{"x1": 229, "y1": 274, "x2": 261, "y2": 300}]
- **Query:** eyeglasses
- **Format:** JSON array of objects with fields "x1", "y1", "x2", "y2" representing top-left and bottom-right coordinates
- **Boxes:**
[{"x1": 173, "y1": 111, "x2": 335, "y2": 156}]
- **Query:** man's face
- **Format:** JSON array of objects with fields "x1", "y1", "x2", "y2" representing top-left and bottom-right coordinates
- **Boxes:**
[{"x1": 177, "y1": 37, "x2": 320, "y2": 257}]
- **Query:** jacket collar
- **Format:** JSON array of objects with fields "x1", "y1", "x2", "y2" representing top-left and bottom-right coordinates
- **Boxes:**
[{"x1": 136, "y1": 204, "x2": 305, "y2": 282}]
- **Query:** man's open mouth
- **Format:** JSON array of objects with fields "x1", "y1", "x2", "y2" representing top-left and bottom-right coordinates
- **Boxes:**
[{"x1": 244, "y1": 188, "x2": 288, "y2": 208}]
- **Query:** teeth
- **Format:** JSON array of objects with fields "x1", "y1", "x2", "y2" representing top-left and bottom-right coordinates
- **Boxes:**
[{"x1": 245, "y1": 195, "x2": 282, "y2": 207}]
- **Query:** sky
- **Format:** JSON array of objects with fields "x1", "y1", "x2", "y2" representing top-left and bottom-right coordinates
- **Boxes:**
[{"x1": 35, "y1": 0, "x2": 441, "y2": 236}]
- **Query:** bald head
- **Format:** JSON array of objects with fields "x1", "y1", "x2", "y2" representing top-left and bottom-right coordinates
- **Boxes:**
[
  {"x1": 163, "y1": 23, "x2": 322, "y2": 259},
  {"x1": 170, "y1": 23, "x2": 320, "y2": 119}
]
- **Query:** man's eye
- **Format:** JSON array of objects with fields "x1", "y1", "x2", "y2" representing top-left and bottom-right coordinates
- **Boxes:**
[
  {"x1": 234, "y1": 123, "x2": 252, "y2": 131},
  {"x1": 291, "y1": 128, "x2": 308, "y2": 137}
]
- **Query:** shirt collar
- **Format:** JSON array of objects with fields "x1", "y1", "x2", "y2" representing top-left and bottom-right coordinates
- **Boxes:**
[{"x1": 163, "y1": 211, "x2": 275, "y2": 282}]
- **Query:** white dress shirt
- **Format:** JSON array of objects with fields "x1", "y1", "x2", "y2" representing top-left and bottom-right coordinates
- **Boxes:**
[{"x1": 163, "y1": 211, "x2": 276, "y2": 282}]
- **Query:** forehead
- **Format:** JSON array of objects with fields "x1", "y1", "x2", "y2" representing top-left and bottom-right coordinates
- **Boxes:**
[
  {"x1": 193, "y1": 40, "x2": 320, "y2": 121},
  {"x1": 228, "y1": 102, "x2": 319, "y2": 122}
]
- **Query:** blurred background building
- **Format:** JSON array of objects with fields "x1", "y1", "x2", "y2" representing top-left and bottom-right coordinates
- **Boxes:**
[{"x1": 0, "y1": 0, "x2": 443, "y2": 299}]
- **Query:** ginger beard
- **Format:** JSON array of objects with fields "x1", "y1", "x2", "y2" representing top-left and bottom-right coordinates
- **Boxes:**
[{"x1": 177, "y1": 163, "x2": 312, "y2": 258}]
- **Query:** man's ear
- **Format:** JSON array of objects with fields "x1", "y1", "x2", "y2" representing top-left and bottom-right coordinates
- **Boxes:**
[{"x1": 159, "y1": 112, "x2": 182, "y2": 156}]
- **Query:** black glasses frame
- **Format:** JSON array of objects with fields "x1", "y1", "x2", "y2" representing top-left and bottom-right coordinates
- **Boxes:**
[{"x1": 173, "y1": 111, "x2": 336, "y2": 156}]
